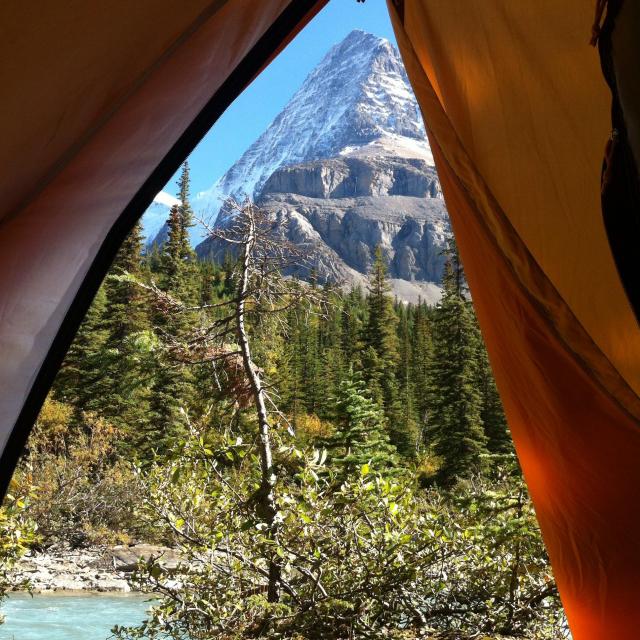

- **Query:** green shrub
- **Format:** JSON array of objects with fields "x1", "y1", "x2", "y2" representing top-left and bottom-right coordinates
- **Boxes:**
[
  {"x1": 113, "y1": 428, "x2": 567, "y2": 640},
  {"x1": 0, "y1": 488, "x2": 38, "y2": 623}
]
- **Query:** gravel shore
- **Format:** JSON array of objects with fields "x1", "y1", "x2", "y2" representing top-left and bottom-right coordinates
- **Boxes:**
[{"x1": 12, "y1": 544, "x2": 180, "y2": 593}]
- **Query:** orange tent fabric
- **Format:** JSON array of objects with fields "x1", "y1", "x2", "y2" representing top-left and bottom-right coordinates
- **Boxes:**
[
  {"x1": 388, "y1": 1, "x2": 640, "y2": 638},
  {"x1": 0, "y1": 0, "x2": 325, "y2": 489}
]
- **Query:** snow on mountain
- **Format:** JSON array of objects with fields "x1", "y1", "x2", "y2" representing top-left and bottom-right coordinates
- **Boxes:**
[
  {"x1": 196, "y1": 29, "x2": 431, "y2": 217},
  {"x1": 141, "y1": 191, "x2": 179, "y2": 245},
  {"x1": 141, "y1": 29, "x2": 447, "y2": 302},
  {"x1": 153, "y1": 191, "x2": 180, "y2": 208}
]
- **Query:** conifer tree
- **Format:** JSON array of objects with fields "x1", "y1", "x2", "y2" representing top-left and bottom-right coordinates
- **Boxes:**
[
  {"x1": 54, "y1": 225, "x2": 152, "y2": 438},
  {"x1": 326, "y1": 371, "x2": 398, "y2": 476},
  {"x1": 103, "y1": 222, "x2": 148, "y2": 346},
  {"x1": 144, "y1": 242, "x2": 163, "y2": 274},
  {"x1": 177, "y1": 160, "x2": 195, "y2": 260},
  {"x1": 221, "y1": 251, "x2": 237, "y2": 297},
  {"x1": 341, "y1": 286, "x2": 366, "y2": 371},
  {"x1": 281, "y1": 303, "x2": 305, "y2": 423},
  {"x1": 95, "y1": 222, "x2": 152, "y2": 433},
  {"x1": 197, "y1": 260, "x2": 217, "y2": 307},
  {"x1": 315, "y1": 288, "x2": 344, "y2": 418},
  {"x1": 364, "y1": 247, "x2": 400, "y2": 362},
  {"x1": 151, "y1": 172, "x2": 201, "y2": 454},
  {"x1": 362, "y1": 246, "x2": 405, "y2": 450},
  {"x1": 159, "y1": 163, "x2": 198, "y2": 302},
  {"x1": 412, "y1": 300, "x2": 433, "y2": 440},
  {"x1": 396, "y1": 306, "x2": 420, "y2": 457},
  {"x1": 53, "y1": 285, "x2": 109, "y2": 412},
  {"x1": 475, "y1": 338, "x2": 512, "y2": 454},
  {"x1": 428, "y1": 240, "x2": 488, "y2": 485},
  {"x1": 159, "y1": 205, "x2": 184, "y2": 289}
]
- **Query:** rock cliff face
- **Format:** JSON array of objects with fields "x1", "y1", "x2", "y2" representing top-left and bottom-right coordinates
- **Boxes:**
[
  {"x1": 147, "y1": 29, "x2": 451, "y2": 302},
  {"x1": 261, "y1": 154, "x2": 441, "y2": 201},
  {"x1": 197, "y1": 148, "x2": 449, "y2": 303},
  {"x1": 196, "y1": 29, "x2": 431, "y2": 211}
]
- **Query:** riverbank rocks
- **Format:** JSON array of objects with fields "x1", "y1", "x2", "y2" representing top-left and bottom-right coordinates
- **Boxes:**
[
  {"x1": 12, "y1": 544, "x2": 180, "y2": 593},
  {"x1": 109, "y1": 544, "x2": 181, "y2": 573}
]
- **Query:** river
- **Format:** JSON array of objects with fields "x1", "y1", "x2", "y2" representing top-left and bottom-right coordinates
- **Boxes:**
[{"x1": 0, "y1": 593, "x2": 150, "y2": 640}]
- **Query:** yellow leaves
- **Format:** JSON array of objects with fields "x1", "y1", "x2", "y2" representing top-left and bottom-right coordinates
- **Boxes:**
[
  {"x1": 36, "y1": 396, "x2": 73, "y2": 433},
  {"x1": 29, "y1": 396, "x2": 74, "y2": 455},
  {"x1": 295, "y1": 413, "x2": 334, "y2": 440}
]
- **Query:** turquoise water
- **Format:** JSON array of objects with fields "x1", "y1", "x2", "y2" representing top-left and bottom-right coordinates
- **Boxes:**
[{"x1": 0, "y1": 593, "x2": 150, "y2": 640}]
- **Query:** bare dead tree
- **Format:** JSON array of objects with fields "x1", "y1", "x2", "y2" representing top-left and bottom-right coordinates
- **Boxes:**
[
  {"x1": 142, "y1": 200, "x2": 329, "y2": 602},
  {"x1": 202, "y1": 201, "x2": 332, "y2": 602},
  {"x1": 231, "y1": 202, "x2": 281, "y2": 602}
]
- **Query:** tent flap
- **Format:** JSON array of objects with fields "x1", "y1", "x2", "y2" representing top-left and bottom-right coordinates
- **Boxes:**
[
  {"x1": 0, "y1": 0, "x2": 325, "y2": 496},
  {"x1": 388, "y1": 1, "x2": 640, "y2": 638}
]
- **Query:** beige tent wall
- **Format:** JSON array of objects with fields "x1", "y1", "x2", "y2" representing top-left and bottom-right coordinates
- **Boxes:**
[{"x1": 0, "y1": 0, "x2": 325, "y2": 483}]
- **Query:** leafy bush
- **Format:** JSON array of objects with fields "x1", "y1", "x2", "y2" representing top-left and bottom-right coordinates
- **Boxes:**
[
  {"x1": 113, "y1": 427, "x2": 567, "y2": 639},
  {"x1": 12, "y1": 399, "x2": 146, "y2": 547},
  {"x1": 0, "y1": 488, "x2": 38, "y2": 623}
]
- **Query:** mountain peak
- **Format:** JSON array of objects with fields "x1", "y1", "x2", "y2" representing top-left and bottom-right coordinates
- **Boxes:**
[
  {"x1": 334, "y1": 28, "x2": 387, "y2": 48},
  {"x1": 196, "y1": 30, "x2": 429, "y2": 214}
]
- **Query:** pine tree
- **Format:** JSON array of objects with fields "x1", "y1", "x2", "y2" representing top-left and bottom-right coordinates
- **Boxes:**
[
  {"x1": 221, "y1": 251, "x2": 237, "y2": 297},
  {"x1": 177, "y1": 160, "x2": 195, "y2": 260},
  {"x1": 412, "y1": 300, "x2": 433, "y2": 442},
  {"x1": 298, "y1": 273, "x2": 323, "y2": 415},
  {"x1": 53, "y1": 225, "x2": 152, "y2": 440},
  {"x1": 95, "y1": 223, "x2": 152, "y2": 434},
  {"x1": 315, "y1": 288, "x2": 345, "y2": 418},
  {"x1": 362, "y1": 246, "x2": 406, "y2": 452},
  {"x1": 53, "y1": 285, "x2": 109, "y2": 412},
  {"x1": 364, "y1": 247, "x2": 399, "y2": 363},
  {"x1": 150, "y1": 182, "x2": 201, "y2": 455},
  {"x1": 341, "y1": 286, "x2": 366, "y2": 371},
  {"x1": 396, "y1": 306, "x2": 420, "y2": 457},
  {"x1": 475, "y1": 337, "x2": 512, "y2": 454},
  {"x1": 428, "y1": 240, "x2": 488, "y2": 485},
  {"x1": 326, "y1": 372, "x2": 398, "y2": 476},
  {"x1": 159, "y1": 204, "x2": 184, "y2": 289},
  {"x1": 103, "y1": 222, "x2": 148, "y2": 346},
  {"x1": 159, "y1": 162, "x2": 198, "y2": 302}
]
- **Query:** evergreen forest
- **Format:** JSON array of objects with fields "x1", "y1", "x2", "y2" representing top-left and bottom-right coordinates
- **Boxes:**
[{"x1": 0, "y1": 165, "x2": 569, "y2": 639}]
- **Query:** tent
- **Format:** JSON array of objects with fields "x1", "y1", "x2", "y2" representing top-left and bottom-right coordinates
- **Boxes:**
[{"x1": 0, "y1": 1, "x2": 637, "y2": 637}]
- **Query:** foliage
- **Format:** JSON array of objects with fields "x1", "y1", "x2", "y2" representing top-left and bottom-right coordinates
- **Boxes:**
[
  {"x1": 294, "y1": 413, "x2": 334, "y2": 444},
  {"x1": 3, "y1": 217, "x2": 563, "y2": 638},
  {"x1": 325, "y1": 371, "x2": 398, "y2": 475},
  {"x1": 113, "y1": 428, "x2": 566, "y2": 640},
  {"x1": 428, "y1": 241, "x2": 489, "y2": 486},
  {"x1": 362, "y1": 247, "x2": 406, "y2": 454},
  {"x1": 0, "y1": 488, "x2": 38, "y2": 623},
  {"x1": 46, "y1": 223, "x2": 510, "y2": 480},
  {"x1": 12, "y1": 398, "x2": 144, "y2": 547}
]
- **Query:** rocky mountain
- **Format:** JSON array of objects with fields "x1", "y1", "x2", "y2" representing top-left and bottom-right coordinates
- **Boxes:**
[
  {"x1": 145, "y1": 30, "x2": 450, "y2": 302},
  {"x1": 197, "y1": 145, "x2": 448, "y2": 304},
  {"x1": 141, "y1": 191, "x2": 179, "y2": 248},
  {"x1": 196, "y1": 29, "x2": 431, "y2": 211}
]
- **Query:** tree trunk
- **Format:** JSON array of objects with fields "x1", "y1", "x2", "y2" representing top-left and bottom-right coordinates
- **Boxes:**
[{"x1": 235, "y1": 208, "x2": 281, "y2": 603}]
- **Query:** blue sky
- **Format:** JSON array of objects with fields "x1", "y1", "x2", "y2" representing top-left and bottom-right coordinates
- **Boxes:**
[{"x1": 164, "y1": 0, "x2": 397, "y2": 198}]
